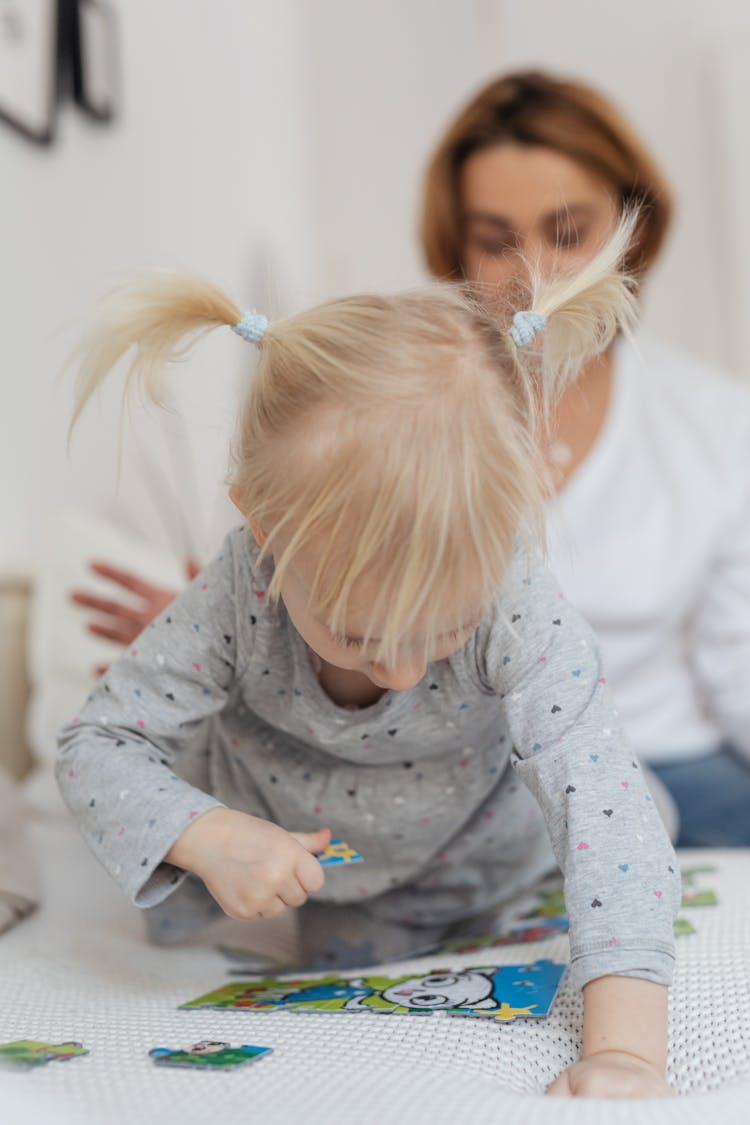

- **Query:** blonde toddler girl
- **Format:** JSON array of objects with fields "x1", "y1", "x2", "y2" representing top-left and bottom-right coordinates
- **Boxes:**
[{"x1": 58, "y1": 221, "x2": 679, "y2": 1097}]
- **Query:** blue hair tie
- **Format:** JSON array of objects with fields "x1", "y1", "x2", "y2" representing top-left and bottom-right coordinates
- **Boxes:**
[
  {"x1": 509, "y1": 309, "x2": 547, "y2": 348},
  {"x1": 232, "y1": 310, "x2": 268, "y2": 344}
]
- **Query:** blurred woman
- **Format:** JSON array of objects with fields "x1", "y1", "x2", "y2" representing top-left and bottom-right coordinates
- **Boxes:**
[{"x1": 421, "y1": 70, "x2": 750, "y2": 845}]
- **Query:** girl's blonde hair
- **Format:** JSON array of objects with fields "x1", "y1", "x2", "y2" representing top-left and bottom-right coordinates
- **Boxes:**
[{"x1": 71, "y1": 219, "x2": 636, "y2": 664}]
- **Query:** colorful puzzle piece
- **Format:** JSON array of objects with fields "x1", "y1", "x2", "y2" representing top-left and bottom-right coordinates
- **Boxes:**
[
  {"x1": 437, "y1": 917, "x2": 569, "y2": 955},
  {"x1": 0, "y1": 1040, "x2": 89, "y2": 1068},
  {"x1": 181, "y1": 959, "x2": 565, "y2": 1022},
  {"x1": 679, "y1": 863, "x2": 718, "y2": 907},
  {"x1": 432, "y1": 909, "x2": 694, "y2": 956},
  {"x1": 515, "y1": 882, "x2": 567, "y2": 921},
  {"x1": 680, "y1": 864, "x2": 717, "y2": 887},
  {"x1": 681, "y1": 890, "x2": 718, "y2": 907},
  {"x1": 316, "y1": 839, "x2": 363, "y2": 867},
  {"x1": 149, "y1": 1041, "x2": 272, "y2": 1070}
]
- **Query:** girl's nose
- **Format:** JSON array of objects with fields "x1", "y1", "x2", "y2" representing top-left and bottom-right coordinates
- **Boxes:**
[{"x1": 369, "y1": 659, "x2": 427, "y2": 692}]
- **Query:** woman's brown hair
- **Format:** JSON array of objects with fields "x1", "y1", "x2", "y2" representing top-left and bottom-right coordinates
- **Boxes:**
[{"x1": 421, "y1": 70, "x2": 673, "y2": 284}]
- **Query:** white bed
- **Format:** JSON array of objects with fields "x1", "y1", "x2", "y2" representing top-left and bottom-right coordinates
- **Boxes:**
[
  {"x1": 2, "y1": 518, "x2": 750, "y2": 1124},
  {"x1": 2, "y1": 811, "x2": 750, "y2": 1124}
]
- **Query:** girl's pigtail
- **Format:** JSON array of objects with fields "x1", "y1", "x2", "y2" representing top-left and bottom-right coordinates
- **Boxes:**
[
  {"x1": 68, "y1": 270, "x2": 249, "y2": 438},
  {"x1": 521, "y1": 211, "x2": 640, "y2": 418}
]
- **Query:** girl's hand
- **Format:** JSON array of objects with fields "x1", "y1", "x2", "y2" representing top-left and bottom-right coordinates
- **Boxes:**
[
  {"x1": 547, "y1": 1050, "x2": 674, "y2": 1098},
  {"x1": 165, "y1": 807, "x2": 330, "y2": 921}
]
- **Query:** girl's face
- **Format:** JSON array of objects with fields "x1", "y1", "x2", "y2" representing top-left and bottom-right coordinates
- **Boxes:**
[
  {"x1": 459, "y1": 143, "x2": 618, "y2": 290},
  {"x1": 233, "y1": 500, "x2": 485, "y2": 693},
  {"x1": 278, "y1": 551, "x2": 484, "y2": 693}
]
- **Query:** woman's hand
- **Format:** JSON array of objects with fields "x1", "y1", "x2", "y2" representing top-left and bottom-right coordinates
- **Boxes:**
[
  {"x1": 71, "y1": 558, "x2": 200, "y2": 672},
  {"x1": 165, "y1": 808, "x2": 330, "y2": 921},
  {"x1": 547, "y1": 1050, "x2": 674, "y2": 1098}
]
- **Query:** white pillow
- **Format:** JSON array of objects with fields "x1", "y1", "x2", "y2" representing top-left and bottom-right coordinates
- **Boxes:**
[{"x1": 25, "y1": 506, "x2": 185, "y2": 812}]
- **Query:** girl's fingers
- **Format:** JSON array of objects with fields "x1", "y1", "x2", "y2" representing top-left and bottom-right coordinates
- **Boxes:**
[
  {"x1": 279, "y1": 880, "x2": 307, "y2": 909},
  {"x1": 296, "y1": 852, "x2": 326, "y2": 895},
  {"x1": 290, "y1": 827, "x2": 332, "y2": 855},
  {"x1": 258, "y1": 896, "x2": 288, "y2": 920},
  {"x1": 288, "y1": 828, "x2": 331, "y2": 893},
  {"x1": 546, "y1": 1070, "x2": 574, "y2": 1097}
]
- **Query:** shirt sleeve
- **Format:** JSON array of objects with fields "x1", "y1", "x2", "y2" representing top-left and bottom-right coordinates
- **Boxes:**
[
  {"x1": 473, "y1": 543, "x2": 681, "y2": 990},
  {"x1": 689, "y1": 462, "x2": 750, "y2": 759},
  {"x1": 56, "y1": 528, "x2": 251, "y2": 909}
]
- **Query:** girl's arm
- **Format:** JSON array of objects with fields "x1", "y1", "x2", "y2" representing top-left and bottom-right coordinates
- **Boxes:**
[
  {"x1": 474, "y1": 544, "x2": 680, "y2": 1097},
  {"x1": 548, "y1": 976, "x2": 672, "y2": 1097},
  {"x1": 57, "y1": 527, "x2": 331, "y2": 922},
  {"x1": 56, "y1": 528, "x2": 244, "y2": 906}
]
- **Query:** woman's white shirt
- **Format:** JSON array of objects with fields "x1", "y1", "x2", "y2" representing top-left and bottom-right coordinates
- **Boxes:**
[{"x1": 546, "y1": 334, "x2": 750, "y2": 763}]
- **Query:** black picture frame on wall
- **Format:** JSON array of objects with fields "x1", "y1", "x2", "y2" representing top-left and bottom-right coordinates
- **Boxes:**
[
  {"x1": 73, "y1": 0, "x2": 117, "y2": 121},
  {"x1": 0, "y1": 0, "x2": 116, "y2": 144},
  {"x1": 0, "y1": 0, "x2": 58, "y2": 143}
]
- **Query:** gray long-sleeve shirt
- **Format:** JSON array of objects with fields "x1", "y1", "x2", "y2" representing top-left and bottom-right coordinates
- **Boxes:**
[{"x1": 57, "y1": 527, "x2": 680, "y2": 988}]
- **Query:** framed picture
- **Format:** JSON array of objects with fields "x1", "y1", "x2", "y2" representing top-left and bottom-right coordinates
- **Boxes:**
[
  {"x1": 74, "y1": 0, "x2": 117, "y2": 121},
  {"x1": 0, "y1": 1, "x2": 117, "y2": 142},
  {"x1": 0, "y1": 0, "x2": 58, "y2": 143}
]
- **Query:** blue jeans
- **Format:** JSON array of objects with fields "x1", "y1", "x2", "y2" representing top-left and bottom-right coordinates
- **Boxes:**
[{"x1": 650, "y1": 745, "x2": 750, "y2": 847}]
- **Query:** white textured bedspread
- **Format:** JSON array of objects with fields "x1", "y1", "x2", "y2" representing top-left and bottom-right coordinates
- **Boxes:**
[{"x1": 1, "y1": 813, "x2": 749, "y2": 1124}]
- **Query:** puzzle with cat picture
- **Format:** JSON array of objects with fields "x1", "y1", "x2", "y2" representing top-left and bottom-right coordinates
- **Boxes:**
[{"x1": 181, "y1": 959, "x2": 566, "y2": 1022}]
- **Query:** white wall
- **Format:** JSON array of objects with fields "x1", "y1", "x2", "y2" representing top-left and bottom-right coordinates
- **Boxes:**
[
  {"x1": 3, "y1": 0, "x2": 749, "y2": 570},
  {"x1": 0, "y1": 0, "x2": 317, "y2": 569},
  {"x1": 302, "y1": 0, "x2": 491, "y2": 296}
]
